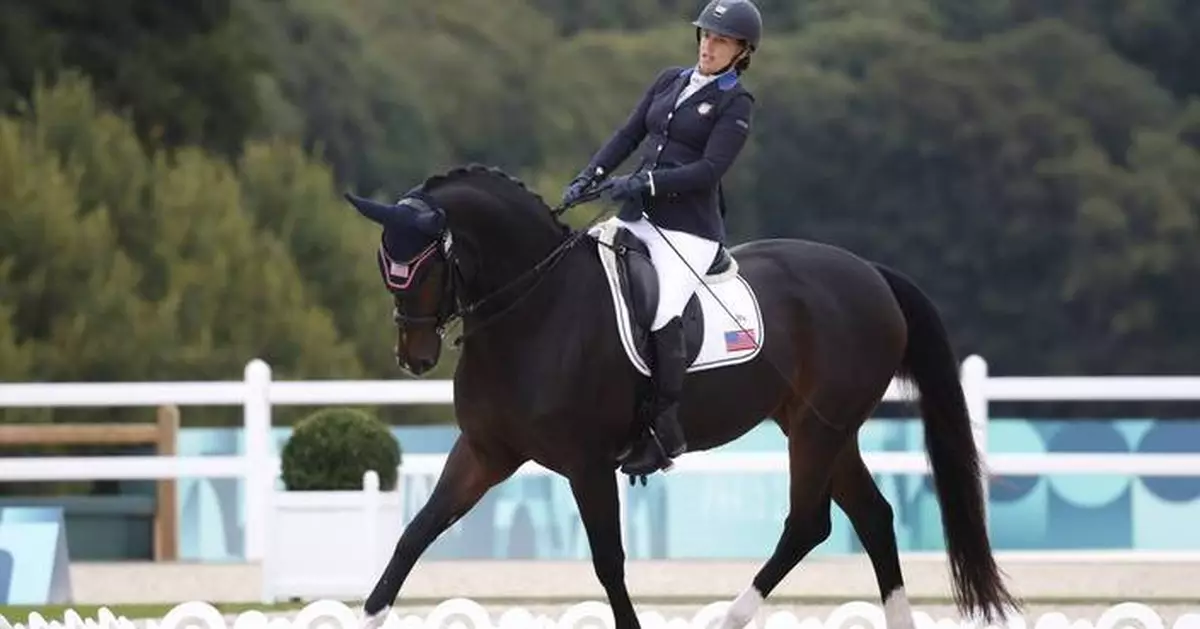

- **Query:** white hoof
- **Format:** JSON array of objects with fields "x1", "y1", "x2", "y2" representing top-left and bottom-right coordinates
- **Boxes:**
[
  {"x1": 717, "y1": 586, "x2": 763, "y2": 629},
  {"x1": 884, "y1": 587, "x2": 916, "y2": 629},
  {"x1": 361, "y1": 605, "x2": 391, "y2": 629}
]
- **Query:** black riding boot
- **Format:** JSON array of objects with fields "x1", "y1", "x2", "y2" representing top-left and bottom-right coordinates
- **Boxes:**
[
  {"x1": 649, "y1": 316, "x2": 688, "y2": 457},
  {"x1": 620, "y1": 317, "x2": 688, "y2": 477}
]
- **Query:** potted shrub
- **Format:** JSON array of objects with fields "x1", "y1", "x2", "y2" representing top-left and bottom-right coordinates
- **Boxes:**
[{"x1": 265, "y1": 408, "x2": 404, "y2": 601}]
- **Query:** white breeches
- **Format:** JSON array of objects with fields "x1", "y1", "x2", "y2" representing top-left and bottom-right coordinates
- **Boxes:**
[{"x1": 617, "y1": 216, "x2": 719, "y2": 331}]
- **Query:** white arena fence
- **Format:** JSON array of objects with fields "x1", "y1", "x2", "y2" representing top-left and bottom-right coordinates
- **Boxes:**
[
  {"x1": 2, "y1": 354, "x2": 1200, "y2": 564},
  {"x1": 4, "y1": 599, "x2": 1200, "y2": 629}
]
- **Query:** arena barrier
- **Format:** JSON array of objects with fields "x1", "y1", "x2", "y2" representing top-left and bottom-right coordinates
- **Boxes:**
[{"x1": 4, "y1": 599, "x2": 1199, "y2": 629}]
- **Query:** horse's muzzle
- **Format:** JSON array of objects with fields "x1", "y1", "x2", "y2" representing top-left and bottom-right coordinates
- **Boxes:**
[{"x1": 396, "y1": 351, "x2": 435, "y2": 377}]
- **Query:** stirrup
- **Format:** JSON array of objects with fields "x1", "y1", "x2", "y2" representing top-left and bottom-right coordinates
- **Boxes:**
[{"x1": 619, "y1": 427, "x2": 675, "y2": 480}]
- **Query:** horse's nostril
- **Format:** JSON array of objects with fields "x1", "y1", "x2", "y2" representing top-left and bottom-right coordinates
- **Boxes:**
[{"x1": 411, "y1": 359, "x2": 435, "y2": 375}]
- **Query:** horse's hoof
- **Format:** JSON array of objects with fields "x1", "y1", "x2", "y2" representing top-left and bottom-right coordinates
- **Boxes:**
[
  {"x1": 361, "y1": 605, "x2": 391, "y2": 629},
  {"x1": 717, "y1": 586, "x2": 764, "y2": 629}
]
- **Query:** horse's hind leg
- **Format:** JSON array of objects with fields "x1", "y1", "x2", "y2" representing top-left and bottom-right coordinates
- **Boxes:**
[
  {"x1": 831, "y1": 437, "x2": 914, "y2": 629},
  {"x1": 716, "y1": 402, "x2": 852, "y2": 629},
  {"x1": 362, "y1": 434, "x2": 519, "y2": 624}
]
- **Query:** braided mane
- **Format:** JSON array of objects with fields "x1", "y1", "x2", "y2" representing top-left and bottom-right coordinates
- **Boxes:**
[{"x1": 416, "y1": 163, "x2": 571, "y2": 233}]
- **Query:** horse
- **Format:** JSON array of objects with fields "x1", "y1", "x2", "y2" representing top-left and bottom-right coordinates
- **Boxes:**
[{"x1": 342, "y1": 163, "x2": 1019, "y2": 629}]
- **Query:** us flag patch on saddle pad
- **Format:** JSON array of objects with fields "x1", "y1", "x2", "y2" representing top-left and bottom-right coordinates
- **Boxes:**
[{"x1": 724, "y1": 329, "x2": 757, "y2": 352}]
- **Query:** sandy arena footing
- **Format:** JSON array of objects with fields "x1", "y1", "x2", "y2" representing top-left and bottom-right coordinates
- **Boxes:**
[{"x1": 67, "y1": 552, "x2": 1200, "y2": 607}]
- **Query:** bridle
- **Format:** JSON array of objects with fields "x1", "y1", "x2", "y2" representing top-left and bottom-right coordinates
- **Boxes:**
[
  {"x1": 386, "y1": 186, "x2": 611, "y2": 349},
  {"x1": 383, "y1": 236, "x2": 461, "y2": 339}
]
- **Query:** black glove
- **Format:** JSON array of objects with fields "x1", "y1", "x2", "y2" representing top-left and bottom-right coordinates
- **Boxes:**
[
  {"x1": 599, "y1": 172, "x2": 650, "y2": 202},
  {"x1": 561, "y1": 166, "x2": 604, "y2": 206},
  {"x1": 561, "y1": 177, "x2": 590, "y2": 206}
]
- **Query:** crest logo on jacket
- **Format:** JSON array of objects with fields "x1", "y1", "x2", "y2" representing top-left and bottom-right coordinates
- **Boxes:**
[{"x1": 698, "y1": 102, "x2": 713, "y2": 115}]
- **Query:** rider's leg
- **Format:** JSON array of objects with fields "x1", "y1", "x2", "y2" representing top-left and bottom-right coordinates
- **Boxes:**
[{"x1": 620, "y1": 217, "x2": 718, "y2": 469}]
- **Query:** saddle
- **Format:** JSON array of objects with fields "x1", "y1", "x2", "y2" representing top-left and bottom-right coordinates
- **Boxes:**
[
  {"x1": 609, "y1": 226, "x2": 733, "y2": 367},
  {"x1": 589, "y1": 219, "x2": 765, "y2": 480}
]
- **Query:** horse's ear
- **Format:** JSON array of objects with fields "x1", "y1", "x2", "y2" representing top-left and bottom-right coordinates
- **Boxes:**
[
  {"x1": 343, "y1": 192, "x2": 401, "y2": 225},
  {"x1": 410, "y1": 202, "x2": 446, "y2": 235}
]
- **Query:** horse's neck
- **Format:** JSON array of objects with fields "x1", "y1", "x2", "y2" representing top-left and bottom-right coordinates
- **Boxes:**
[
  {"x1": 459, "y1": 242, "x2": 596, "y2": 357},
  {"x1": 457, "y1": 244, "x2": 613, "y2": 396},
  {"x1": 450, "y1": 197, "x2": 565, "y2": 307}
]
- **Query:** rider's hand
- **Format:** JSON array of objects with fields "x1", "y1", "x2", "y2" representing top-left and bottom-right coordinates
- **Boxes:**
[
  {"x1": 600, "y1": 172, "x2": 650, "y2": 202},
  {"x1": 561, "y1": 175, "x2": 592, "y2": 206}
]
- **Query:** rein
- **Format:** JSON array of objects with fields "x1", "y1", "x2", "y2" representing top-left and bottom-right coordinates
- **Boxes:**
[{"x1": 396, "y1": 187, "x2": 611, "y2": 348}]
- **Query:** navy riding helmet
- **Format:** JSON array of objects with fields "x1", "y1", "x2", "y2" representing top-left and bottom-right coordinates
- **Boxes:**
[{"x1": 692, "y1": 0, "x2": 763, "y2": 51}]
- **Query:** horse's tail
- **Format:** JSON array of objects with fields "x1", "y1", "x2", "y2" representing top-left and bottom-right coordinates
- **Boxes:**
[{"x1": 874, "y1": 263, "x2": 1019, "y2": 623}]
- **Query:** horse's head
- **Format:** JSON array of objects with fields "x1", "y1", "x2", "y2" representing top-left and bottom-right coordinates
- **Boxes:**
[
  {"x1": 345, "y1": 165, "x2": 577, "y2": 377},
  {"x1": 344, "y1": 189, "x2": 455, "y2": 376}
]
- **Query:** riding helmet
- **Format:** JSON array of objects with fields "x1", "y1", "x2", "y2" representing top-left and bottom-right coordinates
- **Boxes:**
[{"x1": 692, "y1": 0, "x2": 763, "y2": 51}]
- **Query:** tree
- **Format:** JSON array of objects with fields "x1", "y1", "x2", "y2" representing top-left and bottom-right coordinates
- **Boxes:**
[
  {"x1": 0, "y1": 74, "x2": 378, "y2": 426},
  {"x1": 241, "y1": 0, "x2": 449, "y2": 196},
  {"x1": 236, "y1": 139, "x2": 395, "y2": 376},
  {"x1": 0, "y1": 0, "x2": 267, "y2": 156},
  {"x1": 738, "y1": 17, "x2": 1200, "y2": 376}
]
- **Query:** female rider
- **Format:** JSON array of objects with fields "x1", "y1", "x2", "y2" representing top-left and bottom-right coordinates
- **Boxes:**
[{"x1": 561, "y1": 0, "x2": 763, "y2": 476}]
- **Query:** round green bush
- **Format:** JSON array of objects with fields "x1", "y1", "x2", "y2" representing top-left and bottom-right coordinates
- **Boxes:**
[{"x1": 280, "y1": 407, "x2": 401, "y2": 491}]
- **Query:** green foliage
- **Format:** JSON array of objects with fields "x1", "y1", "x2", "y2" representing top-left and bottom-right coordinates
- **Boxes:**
[
  {"x1": 0, "y1": 72, "x2": 385, "y2": 426},
  {"x1": 355, "y1": 0, "x2": 558, "y2": 170},
  {"x1": 0, "y1": 0, "x2": 266, "y2": 156},
  {"x1": 739, "y1": 15, "x2": 1200, "y2": 375},
  {"x1": 235, "y1": 140, "x2": 394, "y2": 375},
  {"x1": 240, "y1": 0, "x2": 449, "y2": 195},
  {"x1": 280, "y1": 408, "x2": 402, "y2": 491},
  {"x1": 531, "y1": 26, "x2": 694, "y2": 174}
]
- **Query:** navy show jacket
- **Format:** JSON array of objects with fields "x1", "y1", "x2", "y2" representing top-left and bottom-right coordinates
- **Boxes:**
[{"x1": 585, "y1": 65, "x2": 755, "y2": 244}]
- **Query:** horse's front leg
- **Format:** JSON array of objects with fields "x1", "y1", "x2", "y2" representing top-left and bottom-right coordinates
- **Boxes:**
[
  {"x1": 362, "y1": 434, "x2": 520, "y2": 626},
  {"x1": 567, "y1": 462, "x2": 639, "y2": 629}
]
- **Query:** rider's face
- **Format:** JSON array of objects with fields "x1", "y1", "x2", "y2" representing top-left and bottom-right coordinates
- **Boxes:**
[{"x1": 697, "y1": 29, "x2": 743, "y2": 75}]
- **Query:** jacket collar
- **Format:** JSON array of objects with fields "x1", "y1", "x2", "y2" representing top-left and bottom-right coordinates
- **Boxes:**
[{"x1": 677, "y1": 66, "x2": 740, "y2": 91}]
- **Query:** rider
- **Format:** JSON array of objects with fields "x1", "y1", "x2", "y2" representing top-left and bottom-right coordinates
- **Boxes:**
[{"x1": 562, "y1": 0, "x2": 762, "y2": 475}]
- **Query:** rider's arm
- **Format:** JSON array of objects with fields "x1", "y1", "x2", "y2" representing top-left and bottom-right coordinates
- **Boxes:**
[
  {"x1": 645, "y1": 92, "x2": 753, "y2": 196},
  {"x1": 585, "y1": 67, "x2": 680, "y2": 179}
]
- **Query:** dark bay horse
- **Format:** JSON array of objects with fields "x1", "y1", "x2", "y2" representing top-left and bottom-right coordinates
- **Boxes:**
[{"x1": 343, "y1": 164, "x2": 1019, "y2": 629}]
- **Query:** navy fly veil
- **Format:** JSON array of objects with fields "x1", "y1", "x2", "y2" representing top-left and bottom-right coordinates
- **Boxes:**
[
  {"x1": 343, "y1": 191, "x2": 446, "y2": 292},
  {"x1": 378, "y1": 238, "x2": 439, "y2": 291}
]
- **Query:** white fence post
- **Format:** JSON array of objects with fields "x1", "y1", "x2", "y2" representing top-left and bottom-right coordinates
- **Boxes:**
[
  {"x1": 243, "y1": 359, "x2": 272, "y2": 566},
  {"x1": 961, "y1": 355, "x2": 990, "y2": 524},
  {"x1": 363, "y1": 470, "x2": 381, "y2": 593}
]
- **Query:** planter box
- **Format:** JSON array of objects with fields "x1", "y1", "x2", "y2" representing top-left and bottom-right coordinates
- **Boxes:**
[{"x1": 262, "y1": 471, "x2": 403, "y2": 601}]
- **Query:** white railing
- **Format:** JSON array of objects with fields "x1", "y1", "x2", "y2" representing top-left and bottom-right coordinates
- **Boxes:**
[{"x1": 3, "y1": 355, "x2": 1200, "y2": 564}]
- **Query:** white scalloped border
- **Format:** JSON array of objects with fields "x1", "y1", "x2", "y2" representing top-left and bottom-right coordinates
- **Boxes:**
[{"x1": 3, "y1": 599, "x2": 1197, "y2": 629}]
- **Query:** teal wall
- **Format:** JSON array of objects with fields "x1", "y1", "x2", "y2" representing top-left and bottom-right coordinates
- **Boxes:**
[{"x1": 176, "y1": 418, "x2": 1200, "y2": 561}]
